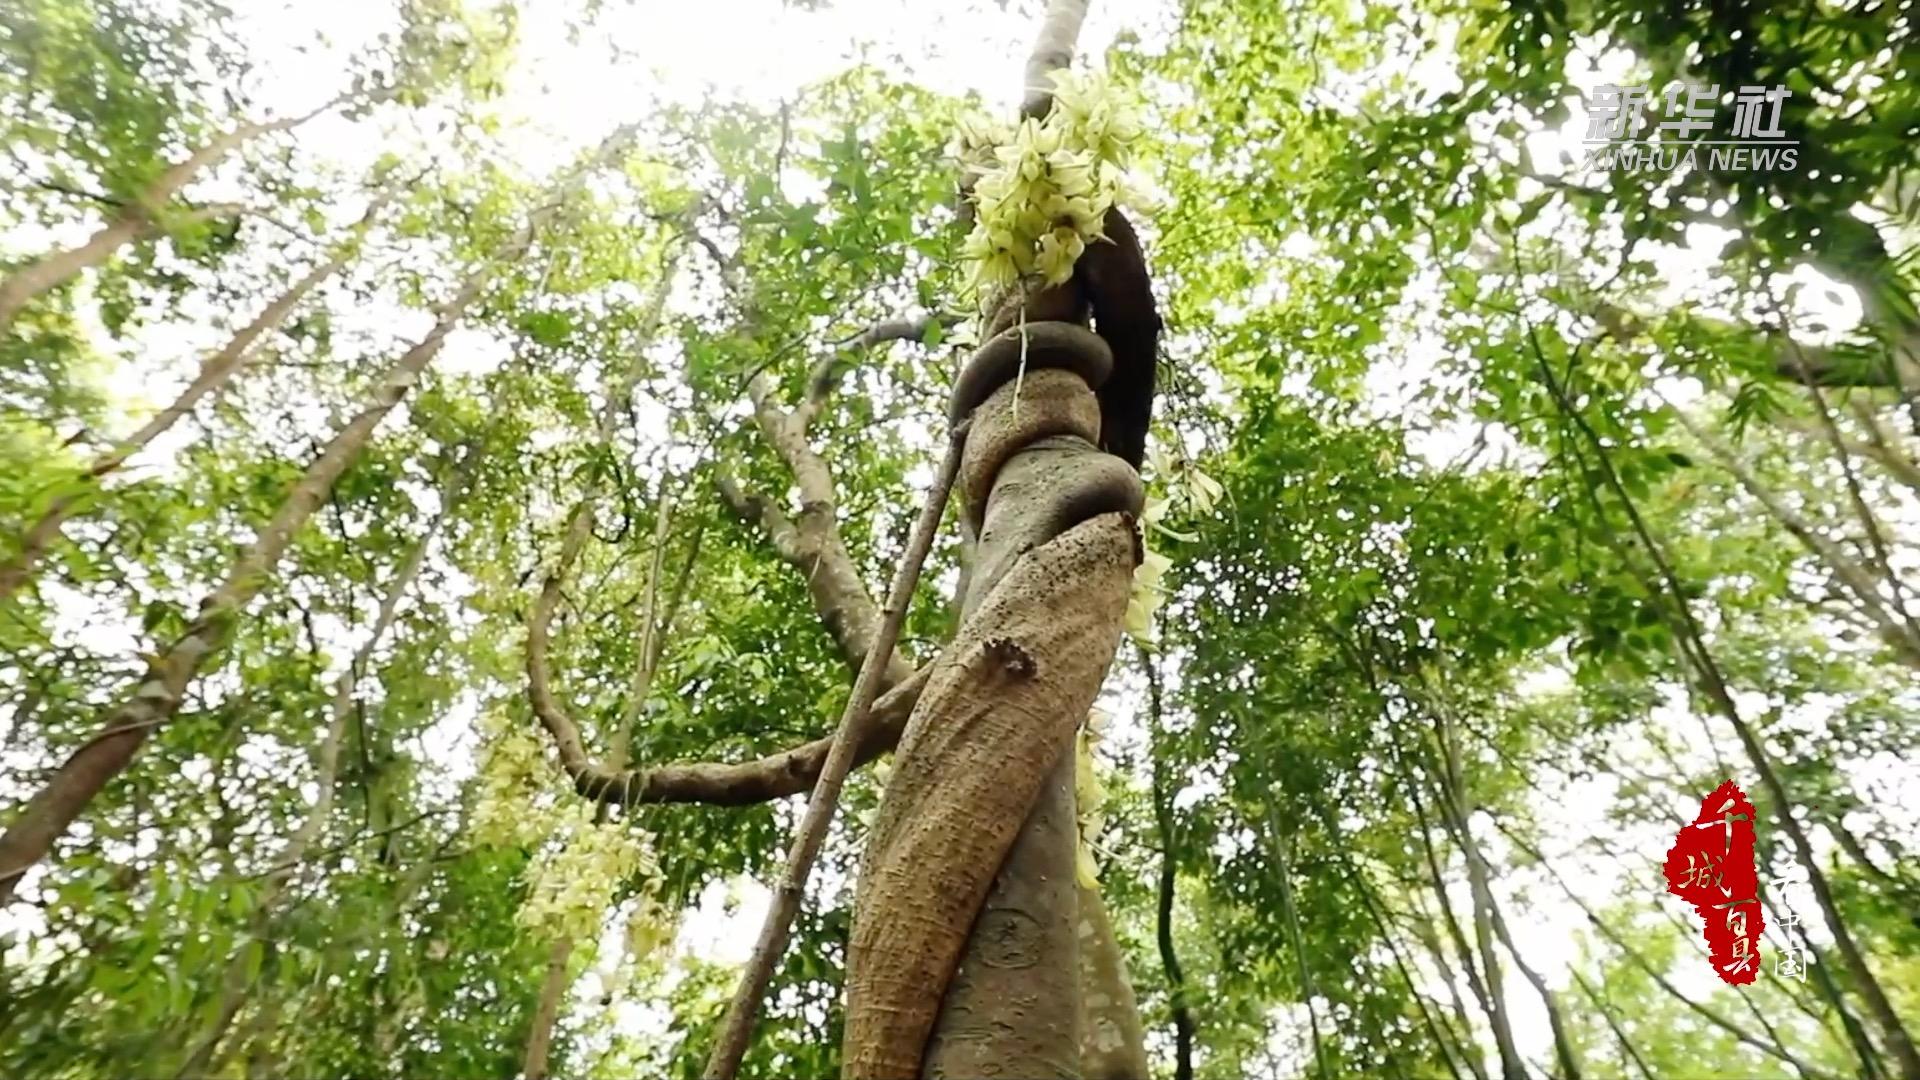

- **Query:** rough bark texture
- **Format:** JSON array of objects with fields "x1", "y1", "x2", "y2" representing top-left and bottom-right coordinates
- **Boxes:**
[
  {"x1": 705, "y1": 427, "x2": 967, "y2": 1080},
  {"x1": 1076, "y1": 882, "x2": 1151, "y2": 1080},
  {"x1": 924, "y1": 754, "x2": 1081, "y2": 1079},
  {"x1": 842, "y1": 312, "x2": 1142, "y2": 1076}
]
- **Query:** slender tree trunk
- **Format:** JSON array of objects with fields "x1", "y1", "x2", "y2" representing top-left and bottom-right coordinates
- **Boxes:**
[
  {"x1": 0, "y1": 277, "x2": 478, "y2": 905},
  {"x1": 1672, "y1": 407, "x2": 1920, "y2": 668},
  {"x1": 0, "y1": 213, "x2": 150, "y2": 333},
  {"x1": 0, "y1": 106, "x2": 335, "y2": 332},
  {"x1": 172, "y1": 439, "x2": 478, "y2": 1077},
  {"x1": 1399, "y1": 750, "x2": 1516, "y2": 1078},
  {"x1": 1147, "y1": 662, "x2": 1197, "y2": 1080},
  {"x1": 1263, "y1": 810, "x2": 1329, "y2": 1080},
  {"x1": 1493, "y1": 817, "x2": 1837, "y2": 1079},
  {"x1": 1428, "y1": 716, "x2": 1533, "y2": 1080},
  {"x1": 1568, "y1": 968, "x2": 1655, "y2": 1080},
  {"x1": 1540, "y1": 361, "x2": 1920, "y2": 1080},
  {"x1": 523, "y1": 935, "x2": 581, "y2": 1080},
  {"x1": 1410, "y1": 915, "x2": 1494, "y2": 1080},
  {"x1": 1331, "y1": 823, "x2": 1479, "y2": 1080},
  {"x1": 0, "y1": 130, "x2": 634, "y2": 903},
  {"x1": 0, "y1": 198, "x2": 384, "y2": 601},
  {"x1": 1481, "y1": 877, "x2": 1580, "y2": 1079}
]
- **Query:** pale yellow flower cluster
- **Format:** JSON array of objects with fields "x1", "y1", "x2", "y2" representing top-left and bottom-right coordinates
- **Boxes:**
[
  {"x1": 622, "y1": 894, "x2": 678, "y2": 962},
  {"x1": 516, "y1": 803, "x2": 658, "y2": 944},
  {"x1": 470, "y1": 708, "x2": 661, "y2": 951},
  {"x1": 472, "y1": 709, "x2": 551, "y2": 849},
  {"x1": 958, "y1": 68, "x2": 1151, "y2": 297}
]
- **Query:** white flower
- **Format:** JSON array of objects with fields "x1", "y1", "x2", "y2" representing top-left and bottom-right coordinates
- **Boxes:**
[
  {"x1": 1045, "y1": 147, "x2": 1097, "y2": 196},
  {"x1": 1036, "y1": 227, "x2": 1084, "y2": 285}
]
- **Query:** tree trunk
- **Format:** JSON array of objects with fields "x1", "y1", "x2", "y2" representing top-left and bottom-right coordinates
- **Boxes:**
[
  {"x1": 0, "y1": 131, "x2": 633, "y2": 904},
  {"x1": 924, "y1": 754, "x2": 1082, "y2": 1078},
  {"x1": 0, "y1": 197, "x2": 384, "y2": 602},
  {"x1": 1076, "y1": 881, "x2": 1150, "y2": 1080},
  {"x1": 842, "y1": 334, "x2": 1142, "y2": 1076},
  {"x1": 1147, "y1": 662, "x2": 1198, "y2": 1080},
  {"x1": 841, "y1": 3, "x2": 1152, "y2": 1072},
  {"x1": 1537, "y1": 361, "x2": 1920, "y2": 1080},
  {"x1": 1429, "y1": 716, "x2": 1530, "y2": 1080},
  {"x1": 0, "y1": 107, "x2": 332, "y2": 332},
  {"x1": 0, "y1": 278, "x2": 475, "y2": 905},
  {"x1": 523, "y1": 935, "x2": 580, "y2": 1080}
]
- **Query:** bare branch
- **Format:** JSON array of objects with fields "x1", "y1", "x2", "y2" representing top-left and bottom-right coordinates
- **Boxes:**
[{"x1": 795, "y1": 310, "x2": 959, "y2": 430}]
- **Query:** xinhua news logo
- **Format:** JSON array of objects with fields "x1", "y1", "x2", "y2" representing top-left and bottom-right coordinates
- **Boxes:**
[{"x1": 1580, "y1": 83, "x2": 1799, "y2": 174}]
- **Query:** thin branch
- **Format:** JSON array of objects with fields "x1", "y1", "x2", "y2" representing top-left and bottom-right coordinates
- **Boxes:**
[
  {"x1": 1771, "y1": 322, "x2": 1920, "y2": 643},
  {"x1": 1530, "y1": 323, "x2": 1920, "y2": 1080},
  {"x1": 1665, "y1": 402, "x2": 1920, "y2": 668},
  {"x1": 1147, "y1": 656, "x2": 1197, "y2": 1080},
  {"x1": 794, "y1": 310, "x2": 959, "y2": 431}
]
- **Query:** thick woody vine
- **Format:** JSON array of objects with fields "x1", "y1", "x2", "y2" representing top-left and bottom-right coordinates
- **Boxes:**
[
  {"x1": 488, "y1": 11, "x2": 1163, "y2": 1076},
  {"x1": 839, "y1": 60, "x2": 1161, "y2": 1077}
]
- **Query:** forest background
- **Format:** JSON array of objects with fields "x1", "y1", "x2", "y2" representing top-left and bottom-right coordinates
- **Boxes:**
[{"x1": 2, "y1": 0, "x2": 1918, "y2": 1077}]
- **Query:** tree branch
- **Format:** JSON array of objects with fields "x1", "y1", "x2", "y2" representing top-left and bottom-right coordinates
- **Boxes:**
[
  {"x1": 529, "y1": 663, "x2": 926, "y2": 807},
  {"x1": 1667, "y1": 403, "x2": 1920, "y2": 669},
  {"x1": 794, "y1": 310, "x2": 959, "y2": 431}
]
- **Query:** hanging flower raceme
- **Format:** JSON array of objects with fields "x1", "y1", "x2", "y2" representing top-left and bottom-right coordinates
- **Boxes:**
[
  {"x1": 470, "y1": 706, "x2": 662, "y2": 949},
  {"x1": 472, "y1": 707, "x2": 554, "y2": 849},
  {"x1": 956, "y1": 67, "x2": 1154, "y2": 300},
  {"x1": 517, "y1": 803, "x2": 658, "y2": 944}
]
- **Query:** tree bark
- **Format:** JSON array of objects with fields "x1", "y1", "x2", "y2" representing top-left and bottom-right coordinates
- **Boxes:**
[
  {"x1": 843, "y1": 347, "x2": 1142, "y2": 1076},
  {"x1": 923, "y1": 754, "x2": 1082, "y2": 1078}
]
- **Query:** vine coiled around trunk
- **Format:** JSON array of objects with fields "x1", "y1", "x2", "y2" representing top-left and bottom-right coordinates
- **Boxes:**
[{"x1": 843, "y1": 257, "x2": 1147, "y2": 1077}]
